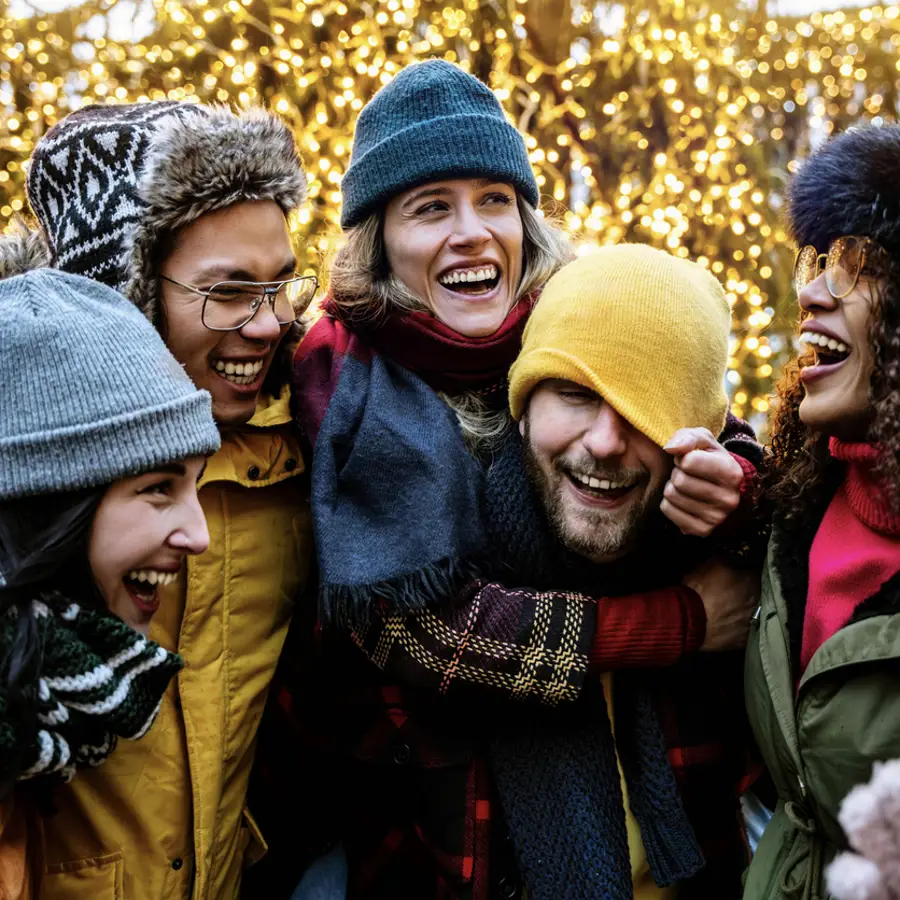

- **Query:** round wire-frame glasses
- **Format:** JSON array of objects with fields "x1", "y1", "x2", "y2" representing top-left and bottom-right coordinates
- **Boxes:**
[{"x1": 793, "y1": 235, "x2": 886, "y2": 301}]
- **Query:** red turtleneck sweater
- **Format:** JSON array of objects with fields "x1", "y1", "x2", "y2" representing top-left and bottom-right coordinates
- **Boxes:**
[{"x1": 801, "y1": 438, "x2": 900, "y2": 673}]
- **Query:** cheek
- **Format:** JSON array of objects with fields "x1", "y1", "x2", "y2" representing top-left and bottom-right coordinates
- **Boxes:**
[
  {"x1": 639, "y1": 446, "x2": 671, "y2": 489},
  {"x1": 499, "y1": 220, "x2": 524, "y2": 274},
  {"x1": 529, "y1": 414, "x2": 579, "y2": 462}
]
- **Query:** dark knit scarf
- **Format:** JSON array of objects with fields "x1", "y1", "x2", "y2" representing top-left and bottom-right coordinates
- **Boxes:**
[
  {"x1": 482, "y1": 432, "x2": 705, "y2": 900},
  {"x1": 291, "y1": 298, "x2": 533, "y2": 624},
  {"x1": 0, "y1": 591, "x2": 182, "y2": 787}
]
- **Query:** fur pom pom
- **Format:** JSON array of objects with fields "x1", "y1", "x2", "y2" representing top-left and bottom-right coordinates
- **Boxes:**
[{"x1": 828, "y1": 760, "x2": 900, "y2": 900}]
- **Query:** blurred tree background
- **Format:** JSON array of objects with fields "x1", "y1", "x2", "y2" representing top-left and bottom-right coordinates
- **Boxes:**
[{"x1": 1, "y1": 0, "x2": 897, "y2": 431}]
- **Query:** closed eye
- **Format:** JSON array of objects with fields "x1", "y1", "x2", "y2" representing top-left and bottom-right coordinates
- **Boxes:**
[
  {"x1": 414, "y1": 200, "x2": 449, "y2": 216},
  {"x1": 139, "y1": 479, "x2": 173, "y2": 497}
]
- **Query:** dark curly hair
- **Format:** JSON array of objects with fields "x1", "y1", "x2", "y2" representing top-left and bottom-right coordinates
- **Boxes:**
[
  {"x1": 768, "y1": 124, "x2": 900, "y2": 521},
  {"x1": 768, "y1": 260, "x2": 900, "y2": 520}
]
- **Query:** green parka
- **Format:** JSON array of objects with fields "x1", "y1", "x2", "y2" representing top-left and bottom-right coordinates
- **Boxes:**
[{"x1": 743, "y1": 505, "x2": 900, "y2": 900}]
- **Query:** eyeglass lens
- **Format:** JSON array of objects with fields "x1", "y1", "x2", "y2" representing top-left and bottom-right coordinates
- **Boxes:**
[
  {"x1": 202, "y1": 279, "x2": 317, "y2": 330},
  {"x1": 793, "y1": 236, "x2": 867, "y2": 299}
]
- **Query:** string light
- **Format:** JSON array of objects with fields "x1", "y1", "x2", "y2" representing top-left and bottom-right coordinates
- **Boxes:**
[{"x1": 1, "y1": 0, "x2": 895, "y2": 427}]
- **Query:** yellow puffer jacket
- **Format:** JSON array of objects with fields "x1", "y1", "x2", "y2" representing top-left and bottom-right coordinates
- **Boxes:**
[{"x1": 40, "y1": 388, "x2": 312, "y2": 900}]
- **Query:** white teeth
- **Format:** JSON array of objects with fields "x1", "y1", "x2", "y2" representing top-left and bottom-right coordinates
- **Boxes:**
[
  {"x1": 573, "y1": 473, "x2": 631, "y2": 491},
  {"x1": 126, "y1": 569, "x2": 179, "y2": 587},
  {"x1": 438, "y1": 265, "x2": 499, "y2": 286},
  {"x1": 799, "y1": 332, "x2": 850, "y2": 354},
  {"x1": 213, "y1": 359, "x2": 264, "y2": 384}
]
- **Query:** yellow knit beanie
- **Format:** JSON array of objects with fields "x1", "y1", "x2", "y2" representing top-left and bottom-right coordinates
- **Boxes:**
[{"x1": 508, "y1": 244, "x2": 731, "y2": 447}]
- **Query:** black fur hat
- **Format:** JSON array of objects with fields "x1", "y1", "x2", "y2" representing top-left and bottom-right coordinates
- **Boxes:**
[{"x1": 789, "y1": 124, "x2": 900, "y2": 257}]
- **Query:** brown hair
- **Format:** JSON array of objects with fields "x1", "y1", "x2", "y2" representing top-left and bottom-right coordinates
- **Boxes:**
[
  {"x1": 326, "y1": 193, "x2": 572, "y2": 449},
  {"x1": 328, "y1": 194, "x2": 571, "y2": 325}
]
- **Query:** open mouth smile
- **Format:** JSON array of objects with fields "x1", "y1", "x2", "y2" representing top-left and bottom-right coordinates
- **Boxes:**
[
  {"x1": 122, "y1": 568, "x2": 179, "y2": 615},
  {"x1": 437, "y1": 265, "x2": 501, "y2": 298},
  {"x1": 211, "y1": 358, "x2": 265, "y2": 388},
  {"x1": 565, "y1": 469, "x2": 640, "y2": 507},
  {"x1": 798, "y1": 331, "x2": 852, "y2": 380}
]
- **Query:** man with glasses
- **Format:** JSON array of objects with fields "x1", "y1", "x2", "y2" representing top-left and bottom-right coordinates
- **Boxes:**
[{"x1": 20, "y1": 101, "x2": 314, "y2": 900}]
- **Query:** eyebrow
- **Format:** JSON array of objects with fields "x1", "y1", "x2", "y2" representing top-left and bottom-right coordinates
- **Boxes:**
[
  {"x1": 146, "y1": 463, "x2": 187, "y2": 477},
  {"x1": 401, "y1": 179, "x2": 510, "y2": 210},
  {"x1": 190, "y1": 259, "x2": 297, "y2": 284}
]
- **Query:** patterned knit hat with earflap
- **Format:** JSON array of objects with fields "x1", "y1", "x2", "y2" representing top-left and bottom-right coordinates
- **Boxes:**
[
  {"x1": 508, "y1": 244, "x2": 731, "y2": 446},
  {"x1": 25, "y1": 101, "x2": 308, "y2": 328}
]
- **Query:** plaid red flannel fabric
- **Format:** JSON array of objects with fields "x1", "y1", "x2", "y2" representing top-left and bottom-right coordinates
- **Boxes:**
[{"x1": 249, "y1": 581, "x2": 752, "y2": 900}]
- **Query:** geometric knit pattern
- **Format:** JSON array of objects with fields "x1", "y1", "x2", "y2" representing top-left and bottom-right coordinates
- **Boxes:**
[
  {"x1": 26, "y1": 101, "x2": 203, "y2": 292},
  {"x1": 0, "y1": 593, "x2": 182, "y2": 784},
  {"x1": 25, "y1": 100, "x2": 308, "y2": 327}
]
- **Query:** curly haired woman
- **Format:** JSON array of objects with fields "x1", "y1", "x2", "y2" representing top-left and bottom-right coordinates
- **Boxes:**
[{"x1": 744, "y1": 125, "x2": 900, "y2": 899}]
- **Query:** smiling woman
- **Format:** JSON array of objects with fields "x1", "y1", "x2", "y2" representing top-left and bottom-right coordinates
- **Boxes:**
[
  {"x1": 0, "y1": 263, "x2": 219, "y2": 899},
  {"x1": 744, "y1": 124, "x2": 900, "y2": 900}
]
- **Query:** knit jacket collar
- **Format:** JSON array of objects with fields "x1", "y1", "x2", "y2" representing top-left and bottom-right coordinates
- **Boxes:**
[{"x1": 829, "y1": 438, "x2": 900, "y2": 536}]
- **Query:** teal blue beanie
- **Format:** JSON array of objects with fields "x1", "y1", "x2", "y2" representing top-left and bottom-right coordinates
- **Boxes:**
[
  {"x1": 0, "y1": 269, "x2": 220, "y2": 500},
  {"x1": 340, "y1": 59, "x2": 539, "y2": 228}
]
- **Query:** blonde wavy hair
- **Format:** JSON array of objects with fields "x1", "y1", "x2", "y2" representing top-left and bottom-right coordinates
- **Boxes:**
[{"x1": 328, "y1": 195, "x2": 572, "y2": 448}]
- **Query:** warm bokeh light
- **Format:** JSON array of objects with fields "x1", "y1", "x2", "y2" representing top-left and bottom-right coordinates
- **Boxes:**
[{"x1": 2, "y1": 0, "x2": 896, "y2": 431}]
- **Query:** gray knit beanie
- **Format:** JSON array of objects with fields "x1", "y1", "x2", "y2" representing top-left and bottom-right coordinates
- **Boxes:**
[
  {"x1": 0, "y1": 269, "x2": 220, "y2": 500},
  {"x1": 340, "y1": 59, "x2": 539, "y2": 228}
]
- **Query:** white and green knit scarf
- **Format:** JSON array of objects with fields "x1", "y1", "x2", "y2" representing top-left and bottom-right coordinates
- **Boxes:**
[{"x1": 0, "y1": 592, "x2": 182, "y2": 783}]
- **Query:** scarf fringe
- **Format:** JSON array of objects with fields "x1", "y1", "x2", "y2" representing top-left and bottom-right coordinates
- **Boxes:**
[{"x1": 319, "y1": 556, "x2": 485, "y2": 626}]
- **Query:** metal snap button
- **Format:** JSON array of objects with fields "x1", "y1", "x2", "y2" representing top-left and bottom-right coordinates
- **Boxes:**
[
  {"x1": 247, "y1": 465, "x2": 261, "y2": 480},
  {"x1": 392, "y1": 743, "x2": 411, "y2": 765}
]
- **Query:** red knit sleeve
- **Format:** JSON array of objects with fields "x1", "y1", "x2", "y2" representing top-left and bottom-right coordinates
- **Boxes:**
[
  {"x1": 710, "y1": 453, "x2": 759, "y2": 540},
  {"x1": 588, "y1": 586, "x2": 706, "y2": 670}
]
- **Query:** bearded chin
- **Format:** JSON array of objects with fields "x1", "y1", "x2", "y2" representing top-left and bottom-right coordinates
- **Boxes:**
[{"x1": 522, "y1": 421, "x2": 662, "y2": 564}]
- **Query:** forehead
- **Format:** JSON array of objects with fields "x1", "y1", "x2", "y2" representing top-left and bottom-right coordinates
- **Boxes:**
[{"x1": 166, "y1": 200, "x2": 295, "y2": 278}]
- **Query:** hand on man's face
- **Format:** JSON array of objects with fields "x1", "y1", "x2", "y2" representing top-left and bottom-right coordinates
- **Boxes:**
[
  {"x1": 681, "y1": 557, "x2": 760, "y2": 652},
  {"x1": 660, "y1": 428, "x2": 745, "y2": 537}
]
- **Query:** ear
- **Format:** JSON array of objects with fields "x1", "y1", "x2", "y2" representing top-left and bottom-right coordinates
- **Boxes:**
[{"x1": 518, "y1": 415, "x2": 525, "y2": 438}]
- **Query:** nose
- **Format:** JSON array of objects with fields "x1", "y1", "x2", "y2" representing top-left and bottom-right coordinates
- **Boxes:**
[
  {"x1": 238, "y1": 298, "x2": 284, "y2": 343},
  {"x1": 798, "y1": 272, "x2": 839, "y2": 314},
  {"x1": 167, "y1": 493, "x2": 211, "y2": 556},
  {"x1": 581, "y1": 402, "x2": 629, "y2": 461},
  {"x1": 448, "y1": 200, "x2": 491, "y2": 250}
]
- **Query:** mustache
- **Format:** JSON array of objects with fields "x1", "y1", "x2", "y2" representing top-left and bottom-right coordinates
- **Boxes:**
[{"x1": 554, "y1": 454, "x2": 646, "y2": 485}]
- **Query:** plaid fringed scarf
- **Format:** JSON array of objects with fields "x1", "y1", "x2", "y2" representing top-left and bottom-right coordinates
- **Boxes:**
[
  {"x1": 291, "y1": 298, "x2": 534, "y2": 624},
  {"x1": 0, "y1": 592, "x2": 182, "y2": 785}
]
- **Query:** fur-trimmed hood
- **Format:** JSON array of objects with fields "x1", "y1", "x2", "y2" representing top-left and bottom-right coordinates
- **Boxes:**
[
  {"x1": 789, "y1": 124, "x2": 900, "y2": 255},
  {"x1": 26, "y1": 101, "x2": 307, "y2": 327}
]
